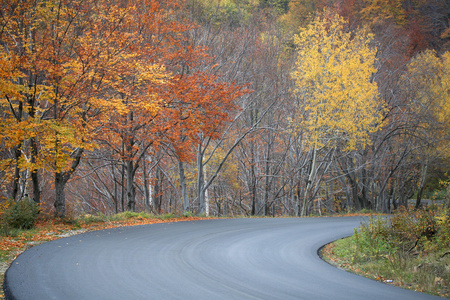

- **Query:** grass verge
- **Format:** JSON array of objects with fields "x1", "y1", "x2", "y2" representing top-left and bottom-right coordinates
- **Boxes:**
[{"x1": 322, "y1": 208, "x2": 450, "y2": 298}]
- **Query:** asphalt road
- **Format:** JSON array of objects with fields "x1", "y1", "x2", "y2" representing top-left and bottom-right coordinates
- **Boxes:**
[{"x1": 3, "y1": 217, "x2": 444, "y2": 299}]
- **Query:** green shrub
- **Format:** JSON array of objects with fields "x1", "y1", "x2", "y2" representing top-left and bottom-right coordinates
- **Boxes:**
[
  {"x1": 428, "y1": 179, "x2": 450, "y2": 206},
  {"x1": 182, "y1": 211, "x2": 193, "y2": 218},
  {"x1": 160, "y1": 213, "x2": 175, "y2": 220},
  {"x1": 428, "y1": 208, "x2": 450, "y2": 252},
  {"x1": 80, "y1": 213, "x2": 107, "y2": 224},
  {"x1": 62, "y1": 217, "x2": 81, "y2": 228},
  {"x1": 111, "y1": 211, "x2": 143, "y2": 220},
  {"x1": 389, "y1": 207, "x2": 444, "y2": 253},
  {"x1": 328, "y1": 206, "x2": 450, "y2": 297},
  {"x1": 118, "y1": 211, "x2": 140, "y2": 219},
  {"x1": 352, "y1": 217, "x2": 395, "y2": 262},
  {"x1": 1, "y1": 199, "x2": 39, "y2": 230},
  {"x1": 136, "y1": 211, "x2": 153, "y2": 219},
  {"x1": 107, "y1": 211, "x2": 154, "y2": 221},
  {"x1": 351, "y1": 206, "x2": 449, "y2": 259}
]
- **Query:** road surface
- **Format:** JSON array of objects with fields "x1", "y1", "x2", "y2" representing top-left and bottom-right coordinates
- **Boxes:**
[{"x1": 3, "y1": 217, "x2": 443, "y2": 299}]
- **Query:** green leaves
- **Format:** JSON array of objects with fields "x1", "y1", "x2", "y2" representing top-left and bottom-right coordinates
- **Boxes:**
[{"x1": 1, "y1": 199, "x2": 39, "y2": 230}]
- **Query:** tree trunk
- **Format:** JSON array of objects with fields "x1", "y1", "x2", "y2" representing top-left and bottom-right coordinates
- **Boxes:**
[
  {"x1": 12, "y1": 100, "x2": 23, "y2": 201},
  {"x1": 30, "y1": 137, "x2": 40, "y2": 204},
  {"x1": 250, "y1": 142, "x2": 257, "y2": 216},
  {"x1": 250, "y1": 166, "x2": 257, "y2": 216},
  {"x1": 28, "y1": 83, "x2": 40, "y2": 204},
  {"x1": 126, "y1": 159, "x2": 136, "y2": 211},
  {"x1": 121, "y1": 163, "x2": 125, "y2": 212},
  {"x1": 262, "y1": 138, "x2": 271, "y2": 216},
  {"x1": 415, "y1": 159, "x2": 428, "y2": 210},
  {"x1": 301, "y1": 148, "x2": 316, "y2": 217},
  {"x1": 197, "y1": 144, "x2": 205, "y2": 214},
  {"x1": 153, "y1": 167, "x2": 162, "y2": 214},
  {"x1": 204, "y1": 173, "x2": 210, "y2": 217},
  {"x1": 338, "y1": 153, "x2": 361, "y2": 211},
  {"x1": 351, "y1": 180, "x2": 361, "y2": 211},
  {"x1": 54, "y1": 172, "x2": 67, "y2": 218},
  {"x1": 178, "y1": 160, "x2": 190, "y2": 212},
  {"x1": 54, "y1": 148, "x2": 83, "y2": 218},
  {"x1": 113, "y1": 161, "x2": 118, "y2": 214},
  {"x1": 295, "y1": 182, "x2": 301, "y2": 216},
  {"x1": 361, "y1": 167, "x2": 369, "y2": 209},
  {"x1": 12, "y1": 146, "x2": 21, "y2": 201},
  {"x1": 143, "y1": 155, "x2": 151, "y2": 212},
  {"x1": 30, "y1": 169, "x2": 40, "y2": 204}
]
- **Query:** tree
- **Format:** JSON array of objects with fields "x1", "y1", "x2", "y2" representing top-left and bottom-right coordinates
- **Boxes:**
[
  {"x1": 399, "y1": 50, "x2": 450, "y2": 208},
  {"x1": 279, "y1": 0, "x2": 318, "y2": 33},
  {"x1": 1, "y1": 0, "x2": 102, "y2": 212},
  {"x1": 90, "y1": 0, "x2": 250, "y2": 213},
  {"x1": 0, "y1": 0, "x2": 173, "y2": 216},
  {"x1": 291, "y1": 10, "x2": 384, "y2": 215}
]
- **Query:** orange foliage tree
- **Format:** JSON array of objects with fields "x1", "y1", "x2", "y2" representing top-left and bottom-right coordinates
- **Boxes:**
[
  {"x1": 96, "y1": 6, "x2": 249, "y2": 211},
  {"x1": 1, "y1": 0, "x2": 108, "y2": 214},
  {"x1": 1, "y1": 0, "x2": 246, "y2": 216}
]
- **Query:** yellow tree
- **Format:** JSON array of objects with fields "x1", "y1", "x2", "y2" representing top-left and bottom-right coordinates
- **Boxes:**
[
  {"x1": 291, "y1": 10, "x2": 383, "y2": 215},
  {"x1": 406, "y1": 50, "x2": 450, "y2": 131},
  {"x1": 401, "y1": 50, "x2": 450, "y2": 208}
]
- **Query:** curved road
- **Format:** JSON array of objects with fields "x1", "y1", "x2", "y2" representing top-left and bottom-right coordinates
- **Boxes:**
[{"x1": 3, "y1": 217, "x2": 443, "y2": 299}]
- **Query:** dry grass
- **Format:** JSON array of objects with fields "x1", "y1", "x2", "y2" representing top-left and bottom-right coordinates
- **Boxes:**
[{"x1": 322, "y1": 220, "x2": 450, "y2": 298}]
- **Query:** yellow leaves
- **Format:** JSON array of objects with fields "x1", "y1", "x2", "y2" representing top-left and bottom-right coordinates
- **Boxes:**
[
  {"x1": 1, "y1": 0, "x2": 210, "y2": 185},
  {"x1": 359, "y1": 0, "x2": 406, "y2": 26},
  {"x1": 135, "y1": 63, "x2": 171, "y2": 86},
  {"x1": 0, "y1": 51, "x2": 25, "y2": 100},
  {"x1": 403, "y1": 49, "x2": 450, "y2": 159},
  {"x1": 435, "y1": 213, "x2": 448, "y2": 227},
  {"x1": 406, "y1": 50, "x2": 450, "y2": 126},
  {"x1": 291, "y1": 10, "x2": 383, "y2": 151},
  {"x1": 439, "y1": 52, "x2": 450, "y2": 127},
  {"x1": 90, "y1": 62, "x2": 170, "y2": 120}
]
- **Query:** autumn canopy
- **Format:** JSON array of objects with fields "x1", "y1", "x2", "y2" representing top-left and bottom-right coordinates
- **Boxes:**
[
  {"x1": 0, "y1": 0, "x2": 248, "y2": 217},
  {"x1": 1, "y1": 0, "x2": 449, "y2": 217}
]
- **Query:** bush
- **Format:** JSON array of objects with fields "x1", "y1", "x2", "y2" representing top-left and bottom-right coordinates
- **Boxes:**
[
  {"x1": 160, "y1": 213, "x2": 175, "y2": 220},
  {"x1": 326, "y1": 206, "x2": 450, "y2": 297},
  {"x1": 352, "y1": 217, "x2": 395, "y2": 262},
  {"x1": 351, "y1": 206, "x2": 449, "y2": 260},
  {"x1": 1, "y1": 199, "x2": 39, "y2": 230},
  {"x1": 182, "y1": 211, "x2": 193, "y2": 218},
  {"x1": 109, "y1": 211, "x2": 154, "y2": 221},
  {"x1": 428, "y1": 208, "x2": 450, "y2": 252},
  {"x1": 80, "y1": 213, "x2": 107, "y2": 224}
]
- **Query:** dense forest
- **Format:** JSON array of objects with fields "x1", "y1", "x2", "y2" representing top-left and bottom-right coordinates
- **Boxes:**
[{"x1": 1, "y1": 0, "x2": 449, "y2": 218}]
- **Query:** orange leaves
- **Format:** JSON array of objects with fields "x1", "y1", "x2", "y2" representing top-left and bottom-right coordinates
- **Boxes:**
[
  {"x1": 0, "y1": 238, "x2": 24, "y2": 252},
  {"x1": 359, "y1": 0, "x2": 406, "y2": 26},
  {"x1": 1, "y1": 0, "x2": 250, "y2": 214},
  {"x1": 161, "y1": 69, "x2": 247, "y2": 161},
  {"x1": 91, "y1": 0, "x2": 250, "y2": 166},
  {"x1": 1, "y1": 0, "x2": 178, "y2": 172}
]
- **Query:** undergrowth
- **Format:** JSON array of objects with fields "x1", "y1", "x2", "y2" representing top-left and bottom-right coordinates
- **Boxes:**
[
  {"x1": 0, "y1": 199, "x2": 39, "y2": 236},
  {"x1": 325, "y1": 206, "x2": 450, "y2": 298},
  {"x1": 78, "y1": 211, "x2": 183, "y2": 224}
]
